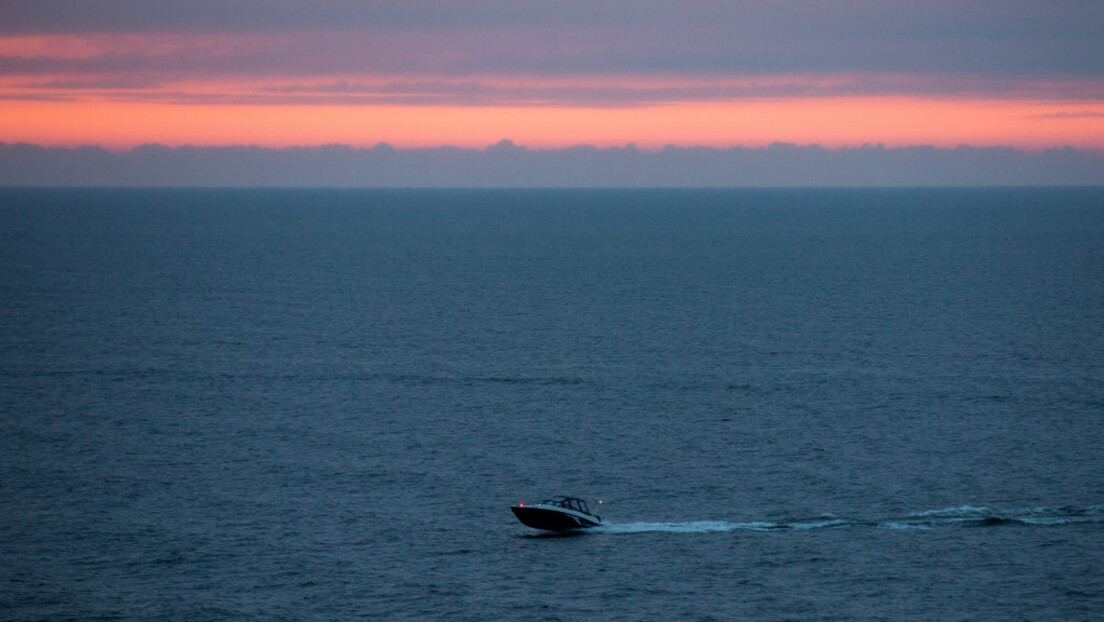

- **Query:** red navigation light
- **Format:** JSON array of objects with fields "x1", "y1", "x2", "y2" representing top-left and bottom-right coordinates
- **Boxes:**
[{"x1": 518, "y1": 503, "x2": 524, "y2": 507}]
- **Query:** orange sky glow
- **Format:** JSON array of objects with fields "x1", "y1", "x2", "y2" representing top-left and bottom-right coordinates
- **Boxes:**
[
  {"x1": 3, "y1": 96, "x2": 1103, "y2": 151},
  {"x1": 1, "y1": 25, "x2": 1102, "y2": 151}
]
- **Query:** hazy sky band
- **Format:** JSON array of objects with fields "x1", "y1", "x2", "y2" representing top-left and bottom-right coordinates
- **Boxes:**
[
  {"x1": 2, "y1": 4, "x2": 1101, "y2": 75},
  {"x1": 5, "y1": 98, "x2": 1101, "y2": 151},
  {"x1": 4, "y1": 141, "x2": 1101, "y2": 186},
  {"x1": 1, "y1": 1, "x2": 1101, "y2": 149}
]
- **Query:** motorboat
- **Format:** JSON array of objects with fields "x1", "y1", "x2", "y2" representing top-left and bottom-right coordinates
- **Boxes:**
[{"x1": 511, "y1": 496, "x2": 603, "y2": 531}]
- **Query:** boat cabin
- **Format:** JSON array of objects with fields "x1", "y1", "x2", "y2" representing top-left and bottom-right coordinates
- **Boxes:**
[{"x1": 541, "y1": 496, "x2": 593, "y2": 515}]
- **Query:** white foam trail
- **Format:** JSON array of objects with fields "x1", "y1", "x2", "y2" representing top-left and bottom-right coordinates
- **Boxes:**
[
  {"x1": 585, "y1": 505, "x2": 1102, "y2": 535},
  {"x1": 878, "y1": 521, "x2": 934, "y2": 530},
  {"x1": 595, "y1": 518, "x2": 850, "y2": 534},
  {"x1": 596, "y1": 521, "x2": 776, "y2": 534},
  {"x1": 790, "y1": 518, "x2": 850, "y2": 530},
  {"x1": 908, "y1": 505, "x2": 993, "y2": 519},
  {"x1": 1018, "y1": 517, "x2": 1074, "y2": 526}
]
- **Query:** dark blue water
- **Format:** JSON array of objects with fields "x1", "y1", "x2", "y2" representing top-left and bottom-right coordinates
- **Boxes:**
[{"x1": 2, "y1": 188, "x2": 1103, "y2": 621}]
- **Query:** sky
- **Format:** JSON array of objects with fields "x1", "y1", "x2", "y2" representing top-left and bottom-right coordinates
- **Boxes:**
[{"x1": 1, "y1": 0, "x2": 1103, "y2": 152}]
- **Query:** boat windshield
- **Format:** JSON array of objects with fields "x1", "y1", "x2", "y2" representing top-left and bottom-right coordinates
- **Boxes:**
[{"x1": 541, "y1": 497, "x2": 590, "y2": 514}]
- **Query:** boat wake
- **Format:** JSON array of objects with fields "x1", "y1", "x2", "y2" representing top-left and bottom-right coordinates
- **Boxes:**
[{"x1": 592, "y1": 505, "x2": 1104, "y2": 535}]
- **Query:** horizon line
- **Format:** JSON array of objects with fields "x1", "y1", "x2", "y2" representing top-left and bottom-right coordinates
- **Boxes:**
[{"x1": 5, "y1": 138, "x2": 1101, "y2": 188}]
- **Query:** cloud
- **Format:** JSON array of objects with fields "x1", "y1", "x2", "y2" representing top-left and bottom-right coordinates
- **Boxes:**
[
  {"x1": 2, "y1": 141, "x2": 1101, "y2": 187},
  {"x1": 1035, "y1": 111, "x2": 1104, "y2": 120},
  {"x1": 245, "y1": 74, "x2": 1104, "y2": 107},
  {"x1": 1, "y1": 2, "x2": 1101, "y2": 77},
  {"x1": 2, "y1": 30, "x2": 1100, "y2": 107},
  {"x1": 1, "y1": 1, "x2": 1099, "y2": 149}
]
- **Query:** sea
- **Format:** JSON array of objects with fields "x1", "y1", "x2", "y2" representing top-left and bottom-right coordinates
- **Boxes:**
[{"x1": 2, "y1": 187, "x2": 1103, "y2": 621}]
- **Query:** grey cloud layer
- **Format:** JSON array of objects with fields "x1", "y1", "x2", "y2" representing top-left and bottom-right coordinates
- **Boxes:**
[{"x1": 2, "y1": 1, "x2": 1101, "y2": 77}]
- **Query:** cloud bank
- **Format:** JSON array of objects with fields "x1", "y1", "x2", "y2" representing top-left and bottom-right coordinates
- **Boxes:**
[
  {"x1": 2, "y1": 1, "x2": 1100, "y2": 152},
  {"x1": 2, "y1": 1, "x2": 1101, "y2": 108},
  {"x1": 3, "y1": 141, "x2": 1101, "y2": 187},
  {"x1": 3, "y1": 1, "x2": 1100, "y2": 77}
]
